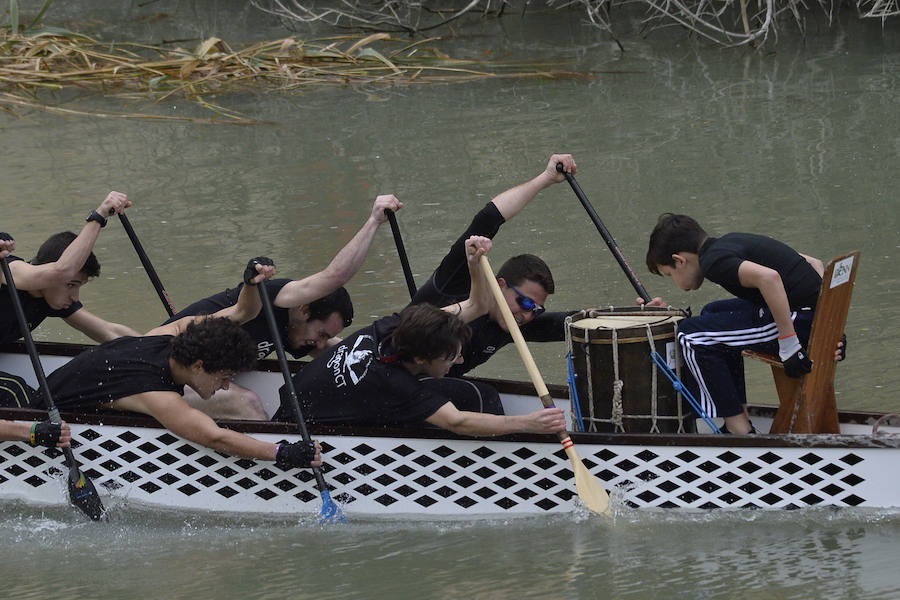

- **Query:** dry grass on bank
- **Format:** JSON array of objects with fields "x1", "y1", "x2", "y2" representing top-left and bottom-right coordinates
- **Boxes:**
[{"x1": 0, "y1": 31, "x2": 592, "y2": 123}]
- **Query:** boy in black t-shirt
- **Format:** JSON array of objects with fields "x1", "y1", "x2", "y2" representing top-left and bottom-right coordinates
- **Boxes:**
[{"x1": 643, "y1": 213, "x2": 830, "y2": 434}]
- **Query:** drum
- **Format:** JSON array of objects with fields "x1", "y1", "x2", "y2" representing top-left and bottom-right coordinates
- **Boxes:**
[{"x1": 566, "y1": 307, "x2": 694, "y2": 434}]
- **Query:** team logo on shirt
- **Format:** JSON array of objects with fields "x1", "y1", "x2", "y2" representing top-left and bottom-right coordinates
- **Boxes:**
[
  {"x1": 327, "y1": 335, "x2": 374, "y2": 388},
  {"x1": 257, "y1": 340, "x2": 274, "y2": 359}
]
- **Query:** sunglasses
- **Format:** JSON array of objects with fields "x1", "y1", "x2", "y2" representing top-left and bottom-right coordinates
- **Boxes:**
[{"x1": 508, "y1": 284, "x2": 545, "y2": 316}]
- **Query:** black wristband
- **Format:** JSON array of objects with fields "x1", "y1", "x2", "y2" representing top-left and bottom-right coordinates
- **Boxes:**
[{"x1": 85, "y1": 210, "x2": 108, "y2": 228}]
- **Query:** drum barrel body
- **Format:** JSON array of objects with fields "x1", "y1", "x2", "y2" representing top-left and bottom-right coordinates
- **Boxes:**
[{"x1": 567, "y1": 308, "x2": 695, "y2": 434}]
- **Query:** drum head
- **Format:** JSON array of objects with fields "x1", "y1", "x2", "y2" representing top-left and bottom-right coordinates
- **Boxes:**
[
  {"x1": 573, "y1": 314, "x2": 681, "y2": 330},
  {"x1": 569, "y1": 313, "x2": 682, "y2": 344}
]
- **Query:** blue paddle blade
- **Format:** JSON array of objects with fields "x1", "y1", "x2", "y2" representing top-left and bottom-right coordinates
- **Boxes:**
[
  {"x1": 318, "y1": 489, "x2": 348, "y2": 525},
  {"x1": 67, "y1": 464, "x2": 105, "y2": 521}
]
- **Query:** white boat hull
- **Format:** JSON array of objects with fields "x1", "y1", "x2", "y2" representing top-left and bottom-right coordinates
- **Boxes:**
[{"x1": 2, "y1": 342, "x2": 899, "y2": 516}]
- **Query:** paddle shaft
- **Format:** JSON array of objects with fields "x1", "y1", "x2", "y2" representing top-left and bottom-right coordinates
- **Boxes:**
[
  {"x1": 384, "y1": 209, "x2": 417, "y2": 300},
  {"x1": 119, "y1": 213, "x2": 177, "y2": 317},
  {"x1": 1, "y1": 257, "x2": 101, "y2": 508},
  {"x1": 478, "y1": 256, "x2": 556, "y2": 430},
  {"x1": 556, "y1": 164, "x2": 652, "y2": 304},
  {"x1": 255, "y1": 280, "x2": 330, "y2": 494},
  {"x1": 478, "y1": 254, "x2": 611, "y2": 515}
]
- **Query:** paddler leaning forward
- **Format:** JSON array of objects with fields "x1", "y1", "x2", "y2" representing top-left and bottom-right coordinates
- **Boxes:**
[
  {"x1": 273, "y1": 236, "x2": 567, "y2": 438},
  {"x1": 24, "y1": 258, "x2": 322, "y2": 471}
]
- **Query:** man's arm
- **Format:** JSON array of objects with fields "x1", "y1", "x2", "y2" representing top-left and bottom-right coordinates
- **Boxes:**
[
  {"x1": 2, "y1": 192, "x2": 131, "y2": 290},
  {"x1": 113, "y1": 391, "x2": 321, "y2": 465},
  {"x1": 491, "y1": 154, "x2": 575, "y2": 220},
  {"x1": 0, "y1": 419, "x2": 71, "y2": 447},
  {"x1": 274, "y1": 194, "x2": 402, "y2": 308},
  {"x1": 425, "y1": 402, "x2": 566, "y2": 437},
  {"x1": 64, "y1": 308, "x2": 141, "y2": 343},
  {"x1": 445, "y1": 236, "x2": 493, "y2": 323},
  {"x1": 144, "y1": 260, "x2": 275, "y2": 337}
]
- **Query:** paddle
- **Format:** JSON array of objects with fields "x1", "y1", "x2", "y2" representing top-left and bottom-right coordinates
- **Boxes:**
[
  {"x1": 384, "y1": 208, "x2": 417, "y2": 300},
  {"x1": 556, "y1": 163, "x2": 652, "y2": 304},
  {"x1": 478, "y1": 254, "x2": 611, "y2": 516},
  {"x1": 1, "y1": 257, "x2": 105, "y2": 521},
  {"x1": 119, "y1": 213, "x2": 177, "y2": 318},
  {"x1": 255, "y1": 273, "x2": 347, "y2": 524}
]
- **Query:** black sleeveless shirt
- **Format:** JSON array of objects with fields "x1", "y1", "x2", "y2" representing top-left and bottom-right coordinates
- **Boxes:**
[
  {"x1": 0, "y1": 255, "x2": 82, "y2": 343},
  {"x1": 163, "y1": 278, "x2": 307, "y2": 359},
  {"x1": 36, "y1": 335, "x2": 183, "y2": 412}
]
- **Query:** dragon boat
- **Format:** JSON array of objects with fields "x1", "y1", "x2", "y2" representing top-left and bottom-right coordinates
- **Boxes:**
[{"x1": 1, "y1": 340, "x2": 898, "y2": 518}]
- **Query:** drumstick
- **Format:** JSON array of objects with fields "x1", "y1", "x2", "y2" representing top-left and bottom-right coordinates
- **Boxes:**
[{"x1": 479, "y1": 254, "x2": 611, "y2": 516}]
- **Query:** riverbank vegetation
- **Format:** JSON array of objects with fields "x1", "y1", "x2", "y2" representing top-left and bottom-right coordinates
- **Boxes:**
[
  {"x1": 3, "y1": 0, "x2": 894, "y2": 122},
  {"x1": 0, "y1": 28, "x2": 589, "y2": 123}
]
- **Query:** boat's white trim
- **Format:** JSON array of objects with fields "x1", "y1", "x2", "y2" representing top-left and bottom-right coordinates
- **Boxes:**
[{"x1": 1, "y1": 343, "x2": 898, "y2": 516}]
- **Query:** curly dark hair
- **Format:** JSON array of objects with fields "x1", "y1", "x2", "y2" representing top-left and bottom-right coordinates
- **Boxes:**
[
  {"x1": 392, "y1": 304, "x2": 471, "y2": 362},
  {"x1": 171, "y1": 317, "x2": 257, "y2": 373}
]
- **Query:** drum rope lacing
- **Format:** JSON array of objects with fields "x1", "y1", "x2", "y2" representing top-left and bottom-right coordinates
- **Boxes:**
[
  {"x1": 566, "y1": 308, "x2": 694, "y2": 433},
  {"x1": 611, "y1": 327, "x2": 624, "y2": 432},
  {"x1": 645, "y1": 324, "x2": 661, "y2": 434}
]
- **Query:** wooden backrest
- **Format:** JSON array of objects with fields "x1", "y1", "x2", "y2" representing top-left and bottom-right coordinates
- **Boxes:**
[{"x1": 795, "y1": 250, "x2": 860, "y2": 432}]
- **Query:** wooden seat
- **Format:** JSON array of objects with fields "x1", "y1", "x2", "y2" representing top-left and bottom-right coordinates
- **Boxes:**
[{"x1": 743, "y1": 251, "x2": 860, "y2": 434}]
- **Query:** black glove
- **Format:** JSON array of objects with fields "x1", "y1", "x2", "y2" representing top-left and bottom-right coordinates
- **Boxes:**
[
  {"x1": 783, "y1": 348, "x2": 812, "y2": 378},
  {"x1": 30, "y1": 421, "x2": 62, "y2": 448},
  {"x1": 275, "y1": 441, "x2": 318, "y2": 469},
  {"x1": 243, "y1": 256, "x2": 274, "y2": 285},
  {"x1": 838, "y1": 333, "x2": 847, "y2": 361},
  {"x1": 0, "y1": 232, "x2": 13, "y2": 242}
]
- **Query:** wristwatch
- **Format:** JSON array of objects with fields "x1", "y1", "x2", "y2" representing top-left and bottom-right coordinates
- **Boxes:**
[{"x1": 85, "y1": 210, "x2": 108, "y2": 228}]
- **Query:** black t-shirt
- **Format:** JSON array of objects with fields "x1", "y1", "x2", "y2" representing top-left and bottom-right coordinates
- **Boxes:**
[
  {"x1": 36, "y1": 335, "x2": 183, "y2": 412},
  {"x1": 164, "y1": 278, "x2": 310, "y2": 359},
  {"x1": 0, "y1": 255, "x2": 82, "y2": 344},
  {"x1": 277, "y1": 314, "x2": 450, "y2": 426},
  {"x1": 409, "y1": 202, "x2": 572, "y2": 376},
  {"x1": 700, "y1": 233, "x2": 822, "y2": 310}
]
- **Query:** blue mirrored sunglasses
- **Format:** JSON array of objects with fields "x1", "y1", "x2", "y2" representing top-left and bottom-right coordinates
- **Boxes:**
[{"x1": 509, "y1": 284, "x2": 545, "y2": 316}]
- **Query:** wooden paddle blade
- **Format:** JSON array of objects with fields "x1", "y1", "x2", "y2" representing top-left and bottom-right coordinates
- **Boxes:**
[
  {"x1": 563, "y1": 444, "x2": 611, "y2": 516},
  {"x1": 572, "y1": 460, "x2": 611, "y2": 516},
  {"x1": 67, "y1": 464, "x2": 105, "y2": 521}
]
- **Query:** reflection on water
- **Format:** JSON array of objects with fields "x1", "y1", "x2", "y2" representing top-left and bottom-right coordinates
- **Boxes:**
[{"x1": 3, "y1": 501, "x2": 900, "y2": 599}]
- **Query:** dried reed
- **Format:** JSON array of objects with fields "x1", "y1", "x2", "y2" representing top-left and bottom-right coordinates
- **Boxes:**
[{"x1": 0, "y1": 30, "x2": 591, "y2": 123}]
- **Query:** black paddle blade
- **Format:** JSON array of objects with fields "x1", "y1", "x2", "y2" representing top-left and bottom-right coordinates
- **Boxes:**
[{"x1": 67, "y1": 464, "x2": 105, "y2": 521}]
